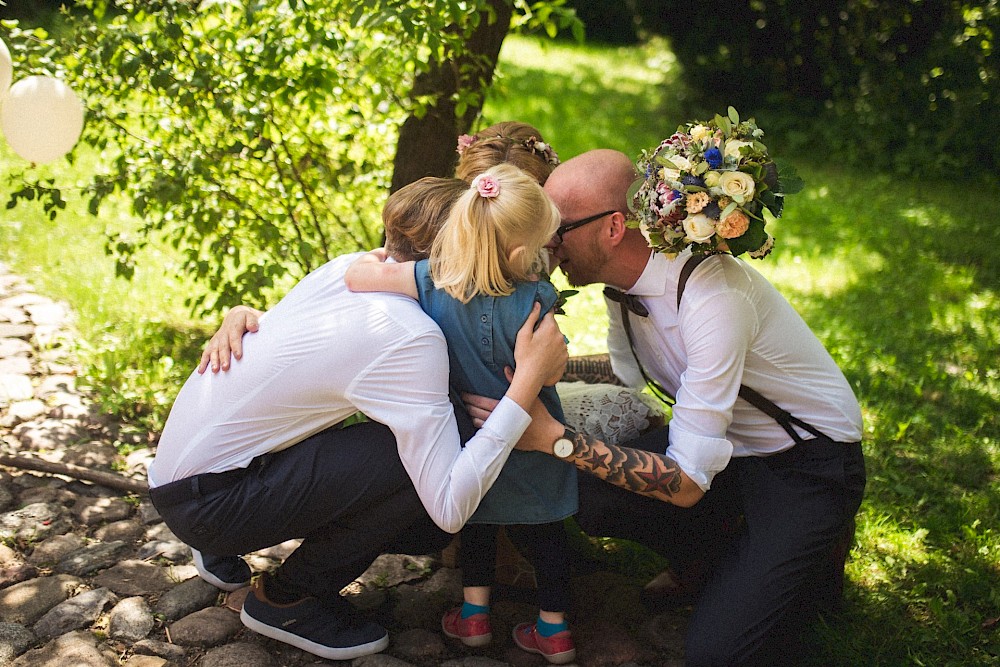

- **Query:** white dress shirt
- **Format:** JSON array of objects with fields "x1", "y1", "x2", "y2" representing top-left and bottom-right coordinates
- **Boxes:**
[
  {"x1": 606, "y1": 250, "x2": 863, "y2": 490},
  {"x1": 147, "y1": 252, "x2": 531, "y2": 533}
]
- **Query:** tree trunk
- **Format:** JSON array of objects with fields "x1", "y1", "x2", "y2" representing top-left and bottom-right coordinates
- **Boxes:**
[{"x1": 390, "y1": 0, "x2": 513, "y2": 193}]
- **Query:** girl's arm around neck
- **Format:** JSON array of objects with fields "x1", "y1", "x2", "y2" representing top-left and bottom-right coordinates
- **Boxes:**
[{"x1": 345, "y1": 250, "x2": 419, "y2": 299}]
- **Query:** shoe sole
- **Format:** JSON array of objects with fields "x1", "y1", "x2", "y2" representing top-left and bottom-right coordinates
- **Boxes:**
[
  {"x1": 512, "y1": 629, "x2": 576, "y2": 665},
  {"x1": 192, "y1": 550, "x2": 250, "y2": 592},
  {"x1": 240, "y1": 607, "x2": 389, "y2": 660},
  {"x1": 441, "y1": 622, "x2": 492, "y2": 647}
]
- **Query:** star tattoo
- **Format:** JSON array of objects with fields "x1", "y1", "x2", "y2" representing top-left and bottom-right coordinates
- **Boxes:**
[
  {"x1": 583, "y1": 448, "x2": 611, "y2": 470},
  {"x1": 634, "y1": 460, "x2": 682, "y2": 495}
]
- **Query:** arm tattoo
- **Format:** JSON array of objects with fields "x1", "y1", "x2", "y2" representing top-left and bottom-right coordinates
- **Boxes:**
[{"x1": 570, "y1": 431, "x2": 683, "y2": 500}]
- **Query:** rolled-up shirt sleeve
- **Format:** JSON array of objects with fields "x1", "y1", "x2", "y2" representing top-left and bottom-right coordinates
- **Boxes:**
[
  {"x1": 349, "y1": 328, "x2": 530, "y2": 533},
  {"x1": 666, "y1": 423, "x2": 733, "y2": 490}
]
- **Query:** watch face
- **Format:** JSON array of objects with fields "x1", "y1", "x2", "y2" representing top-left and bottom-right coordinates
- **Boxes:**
[{"x1": 554, "y1": 438, "x2": 574, "y2": 459}]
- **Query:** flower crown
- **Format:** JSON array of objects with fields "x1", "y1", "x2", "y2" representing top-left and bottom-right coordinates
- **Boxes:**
[
  {"x1": 627, "y1": 107, "x2": 803, "y2": 260},
  {"x1": 456, "y1": 133, "x2": 560, "y2": 166}
]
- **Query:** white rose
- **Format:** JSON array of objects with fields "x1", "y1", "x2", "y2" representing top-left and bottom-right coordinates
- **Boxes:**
[
  {"x1": 690, "y1": 124, "x2": 710, "y2": 142},
  {"x1": 660, "y1": 154, "x2": 691, "y2": 181},
  {"x1": 683, "y1": 213, "x2": 717, "y2": 243},
  {"x1": 719, "y1": 171, "x2": 756, "y2": 203},
  {"x1": 724, "y1": 140, "x2": 753, "y2": 159}
]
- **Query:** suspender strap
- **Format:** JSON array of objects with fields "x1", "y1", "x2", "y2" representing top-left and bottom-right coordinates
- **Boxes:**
[
  {"x1": 737, "y1": 384, "x2": 827, "y2": 444},
  {"x1": 615, "y1": 297, "x2": 676, "y2": 405},
  {"x1": 615, "y1": 253, "x2": 832, "y2": 441},
  {"x1": 677, "y1": 253, "x2": 710, "y2": 310}
]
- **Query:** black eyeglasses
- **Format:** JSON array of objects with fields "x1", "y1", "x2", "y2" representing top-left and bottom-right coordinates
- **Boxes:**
[{"x1": 553, "y1": 210, "x2": 617, "y2": 244}]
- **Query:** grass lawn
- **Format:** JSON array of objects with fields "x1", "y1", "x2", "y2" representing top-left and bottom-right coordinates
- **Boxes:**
[{"x1": 2, "y1": 31, "x2": 999, "y2": 666}]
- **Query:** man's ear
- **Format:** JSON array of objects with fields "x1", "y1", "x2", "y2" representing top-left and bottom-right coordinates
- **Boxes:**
[{"x1": 607, "y1": 211, "x2": 630, "y2": 247}]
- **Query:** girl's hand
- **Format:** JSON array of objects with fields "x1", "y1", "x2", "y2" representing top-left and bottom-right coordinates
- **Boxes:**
[{"x1": 197, "y1": 305, "x2": 263, "y2": 374}]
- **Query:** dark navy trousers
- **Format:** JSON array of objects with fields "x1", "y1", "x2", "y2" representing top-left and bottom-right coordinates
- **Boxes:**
[
  {"x1": 150, "y1": 420, "x2": 452, "y2": 599},
  {"x1": 574, "y1": 426, "x2": 866, "y2": 666}
]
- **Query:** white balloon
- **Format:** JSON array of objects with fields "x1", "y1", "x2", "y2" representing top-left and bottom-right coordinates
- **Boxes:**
[
  {"x1": 0, "y1": 75, "x2": 85, "y2": 164},
  {"x1": 0, "y1": 38, "x2": 11, "y2": 98}
]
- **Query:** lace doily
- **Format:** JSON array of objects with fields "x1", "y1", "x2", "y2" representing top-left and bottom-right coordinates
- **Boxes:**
[{"x1": 556, "y1": 381, "x2": 666, "y2": 446}]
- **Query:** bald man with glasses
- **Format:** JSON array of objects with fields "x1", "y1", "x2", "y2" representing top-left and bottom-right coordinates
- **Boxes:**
[{"x1": 466, "y1": 148, "x2": 865, "y2": 666}]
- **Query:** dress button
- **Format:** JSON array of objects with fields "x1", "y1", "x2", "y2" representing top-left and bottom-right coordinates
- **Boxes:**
[
  {"x1": 481, "y1": 315, "x2": 488, "y2": 322},
  {"x1": 482, "y1": 338, "x2": 489, "y2": 345}
]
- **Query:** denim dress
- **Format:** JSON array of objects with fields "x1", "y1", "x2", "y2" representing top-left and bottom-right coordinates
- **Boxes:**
[{"x1": 415, "y1": 260, "x2": 578, "y2": 525}]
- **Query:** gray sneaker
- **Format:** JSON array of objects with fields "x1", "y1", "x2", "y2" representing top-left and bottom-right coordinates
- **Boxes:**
[{"x1": 240, "y1": 573, "x2": 389, "y2": 660}]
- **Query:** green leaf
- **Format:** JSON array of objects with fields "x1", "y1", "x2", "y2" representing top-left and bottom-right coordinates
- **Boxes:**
[
  {"x1": 720, "y1": 200, "x2": 738, "y2": 219},
  {"x1": 728, "y1": 106, "x2": 739, "y2": 125},
  {"x1": 775, "y1": 161, "x2": 805, "y2": 195},
  {"x1": 626, "y1": 177, "x2": 644, "y2": 212},
  {"x1": 715, "y1": 113, "x2": 732, "y2": 136},
  {"x1": 724, "y1": 217, "x2": 766, "y2": 257}
]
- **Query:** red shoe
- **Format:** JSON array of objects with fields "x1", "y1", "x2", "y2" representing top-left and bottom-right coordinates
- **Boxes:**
[
  {"x1": 512, "y1": 622, "x2": 576, "y2": 665},
  {"x1": 441, "y1": 607, "x2": 492, "y2": 647}
]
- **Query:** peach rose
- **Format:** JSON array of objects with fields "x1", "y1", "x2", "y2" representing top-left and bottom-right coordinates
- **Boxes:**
[{"x1": 717, "y1": 209, "x2": 750, "y2": 239}]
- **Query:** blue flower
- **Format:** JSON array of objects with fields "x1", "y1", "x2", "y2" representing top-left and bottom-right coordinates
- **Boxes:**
[
  {"x1": 704, "y1": 147, "x2": 723, "y2": 169},
  {"x1": 681, "y1": 175, "x2": 706, "y2": 188}
]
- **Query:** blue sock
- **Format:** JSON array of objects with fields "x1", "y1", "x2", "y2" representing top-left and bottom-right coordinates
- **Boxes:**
[
  {"x1": 461, "y1": 601, "x2": 489, "y2": 619},
  {"x1": 536, "y1": 617, "x2": 567, "y2": 637}
]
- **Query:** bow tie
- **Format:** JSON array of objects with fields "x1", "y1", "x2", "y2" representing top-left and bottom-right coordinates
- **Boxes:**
[{"x1": 604, "y1": 287, "x2": 649, "y2": 317}]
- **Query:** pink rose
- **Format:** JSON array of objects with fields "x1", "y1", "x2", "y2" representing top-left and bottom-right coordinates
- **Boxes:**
[{"x1": 472, "y1": 174, "x2": 500, "y2": 198}]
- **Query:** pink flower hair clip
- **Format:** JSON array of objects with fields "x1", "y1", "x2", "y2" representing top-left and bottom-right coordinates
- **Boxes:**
[
  {"x1": 471, "y1": 174, "x2": 500, "y2": 198},
  {"x1": 456, "y1": 134, "x2": 477, "y2": 155}
]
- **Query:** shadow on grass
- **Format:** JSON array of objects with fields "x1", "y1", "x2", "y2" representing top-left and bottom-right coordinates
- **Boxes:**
[{"x1": 775, "y1": 167, "x2": 1000, "y2": 663}]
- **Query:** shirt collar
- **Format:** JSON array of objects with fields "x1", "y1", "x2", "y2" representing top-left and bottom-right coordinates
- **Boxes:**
[{"x1": 625, "y1": 249, "x2": 686, "y2": 298}]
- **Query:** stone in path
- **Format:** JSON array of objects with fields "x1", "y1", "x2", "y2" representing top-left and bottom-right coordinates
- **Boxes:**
[
  {"x1": 200, "y1": 642, "x2": 277, "y2": 667},
  {"x1": 0, "y1": 574, "x2": 82, "y2": 625},
  {"x1": 0, "y1": 622, "x2": 35, "y2": 664},
  {"x1": 109, "y1": 596, "x2": 155, "y2": 643},
  {"x1": 32, "y1": 587, "x2": 117, "y2": 640},
  {"x1": 11, "y1": 629, "x2": 118, "y2": 667},
  {"x1": 168, "y1": 606, "x2": 244, "y2": 648}
]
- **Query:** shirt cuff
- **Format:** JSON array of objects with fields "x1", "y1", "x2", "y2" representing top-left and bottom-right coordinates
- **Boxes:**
[
  {"x1": 667, "y1": 424, "x2": 734, "y2": 491},
  {"x1": 480, "y1": 395, "x2": 532, "y2": 446}
]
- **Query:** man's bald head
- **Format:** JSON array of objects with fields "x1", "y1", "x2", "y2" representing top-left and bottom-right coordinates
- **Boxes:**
[{"x1": 543, "y1": 149, "x2": 638, "y2": 220}]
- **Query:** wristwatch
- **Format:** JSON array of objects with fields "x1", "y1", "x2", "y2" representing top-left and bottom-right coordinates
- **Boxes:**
[{"x1": 553, "y1": 428, "x2": 577, "y2": 460}]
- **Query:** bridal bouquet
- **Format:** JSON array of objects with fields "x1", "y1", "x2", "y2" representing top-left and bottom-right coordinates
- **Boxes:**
[{"x1": 628, "y1": 107, "x2": 803, "y2": 259}]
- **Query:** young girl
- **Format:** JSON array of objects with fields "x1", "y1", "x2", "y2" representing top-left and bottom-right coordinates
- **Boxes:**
[{"x1": 345, "y1": 163, "x2": 578, "y2": 665}]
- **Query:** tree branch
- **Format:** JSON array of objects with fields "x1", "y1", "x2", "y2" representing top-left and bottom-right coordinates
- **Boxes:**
[{"x1": 0, "y1": 454, "x2": 148, "y2": 495}]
